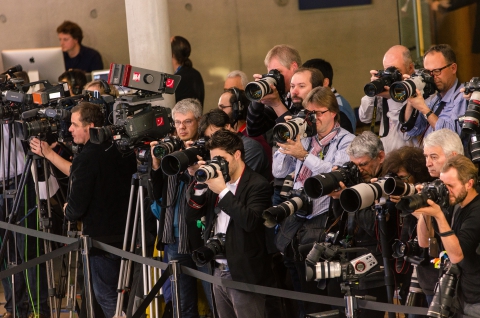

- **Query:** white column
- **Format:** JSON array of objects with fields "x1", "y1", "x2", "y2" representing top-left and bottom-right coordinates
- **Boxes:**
[{"x1": 124, "y1": 0, "x2": 175, "y2": 108}]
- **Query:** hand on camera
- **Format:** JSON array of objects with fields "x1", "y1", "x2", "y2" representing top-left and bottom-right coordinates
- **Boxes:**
[
  {"x1": 460, "y1": 87, "x2": 472, "y2": 101},
  {"x1": 204, "y1": 169, "x2": 227, "y2": 194},
  {"x1": 327, "y1": 181, "x2": 346, "y2": 200},
  {"x1": 149, "y1": 141, "x2": 161, "y2": 170},
  {"x1": 278, "y1": 136, "x2": 308, "y2": 160},
  {"x1": 407, "y1": 89, "x2": 429, "y2": 113},
  {"x1": 29, "y1": 137, "x2": 55, "y2": 159},
  {"x1": 187, "y1": 156, "x2": 206, "y2": 177},
  {"x1": 259, "y1": 84, "x2": 283, "y2": 108},
  {"x1": 412, "y1": 199, "x2": 443, "y2": 219}
]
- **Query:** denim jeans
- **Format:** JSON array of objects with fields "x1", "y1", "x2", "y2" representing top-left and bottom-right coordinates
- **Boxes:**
[
  {"x1": 89, "y1": 253, "x2": 121, "y2": 318},
  {"x1": 166, "y1": 239, "x2": 201, "y2": 318},
  {"x1": 0, "y1": 175, "x2": 50, "y2": 316}
]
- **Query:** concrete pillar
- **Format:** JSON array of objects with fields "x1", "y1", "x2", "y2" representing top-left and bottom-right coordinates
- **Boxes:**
[{"x1": 124, "y1": 0, "x2": 175, "y2": 108}]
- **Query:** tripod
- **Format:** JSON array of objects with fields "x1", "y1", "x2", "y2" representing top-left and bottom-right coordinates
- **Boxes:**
[
  {"x1": 115, "y1": 165, "x2": 162, "y2": 318},
  {"x1": 374, "y1": 199, "x2": 396, "y2": 318}
]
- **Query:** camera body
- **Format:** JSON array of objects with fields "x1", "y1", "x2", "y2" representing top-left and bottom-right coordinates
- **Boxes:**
[
  {"x1": 161, "y1": 138, "x2": 210, "y2": 175},
  {"x1": 192, "y1": 233, "x2": 226, "y2": 267},
  {"x1": 272, "y1": 109, "x2": 317, "y2": 143},
  {"x1": 304, "y1": 161, "x2": 363, "y2": 199},
  {"x1": 339, "y1": 179, "x2": 388, "y2": 213},
  {"x1": 390, "y1": 69, "x2": 437, "y2": 103},
  {"x1": 245, "y1": 69, "x2": 286, "y2": 102},
  {"x1": 305, "y1": 241, "x2": 377, "y2": 281},
  {"x1": 392, "y1": 238, "x2": 429, "y2": 266},
  {"x1": 363, "y1": 66, "x2": 403, "y2": 97},
  {"x1": 195, "y1": 156, "x2": 230, "y2": 183},
  {"x1": 396, "y1": 179, "x2": 449, "y2": 214},
  {"x1": 152, "y1": 136, "x2": 183, "y2": 160},
  {"x1": 262, "y1": 188, "x2": 311, "y2": 228},
  {"x1": 15, "y1": 106, "x2": 72, "y2": 142}
]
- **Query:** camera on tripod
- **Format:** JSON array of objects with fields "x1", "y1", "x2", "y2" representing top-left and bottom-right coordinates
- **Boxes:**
[
  {"x1": 89, "y1": 64, "x2": 179, "y2": 150},
  {"x1": 244, "y1": 69, "x2": 286, "y2": 102},
  {"x1": 192, "y1": 233, "x2": 226, "y2": 267},
  {"x1": 262, "y1": 188, "x2": 311, "y2": 228},
  {"x1": 395, "y1": 179, "x2": 449, "y2": 214},
  {"x1": 14, "y1": 106, "x2": 72, "y2": 142},
  {"x1": 272, "y1": 109, "x2": 317, "y2": 143},
  {"x1": 305, "y1": 241, "x2": 378, "y2": 282},
  {"x1": 303, "y1": 161, "x2": 363, "y2": 199},
  {"x1": 363, "y1": 66, "x2": 403, "y2": 97},
  {"x1": 160, "y1": 138, "x2": 210, "y2": 176},
  {"x1": 389, "y1": 69, "x2": 437, "y2": 103}
]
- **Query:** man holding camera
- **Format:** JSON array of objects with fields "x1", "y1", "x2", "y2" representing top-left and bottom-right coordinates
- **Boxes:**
[
  {"x1": 186, "y1": 129, "x2": 273, "y2": 318},
  {"x1": 35, "y1": 102, "x2": 135, "y2": 317},
  {"x1": 150, "y1": 98, "x2": 213, "y2": 318},
  {"x1": 359, "y1": 45, "x2": 418, "y2": 154},
  {"x1": 402, "y1": 44, "x2": 467, "y2": 141},
  {"x1": 272, "y1": 86, "x2": 354, "y2": 314},
  {"x1": 413, "y1": 155, "x2": 480, "y2": 316},
  {"x1": 246, "y1": 44, "x2": 301, "y2": 137}
]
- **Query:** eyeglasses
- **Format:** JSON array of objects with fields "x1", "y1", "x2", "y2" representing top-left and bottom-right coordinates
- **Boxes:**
[
  {"x1": 398, "y1": 174, "x2": 411, "y2": 181},
  {"x1": 311, "y1": 109, "x2": 330, "y2": 117},
  {"x1": 425, "y1": 63, "x2": 453, "y2": 76},
  {"x1": 356, "y1": 159, "x2": 372, "y2": 168},
  {"x1": 218, "y1": 105, "x2": 232, "y2": 110},
  {"x1": 174, "y1": 119, "x2": 195, "y2": 127}
]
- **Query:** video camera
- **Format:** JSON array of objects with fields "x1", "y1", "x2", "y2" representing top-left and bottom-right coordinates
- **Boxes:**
[
  {"x1": 14, "y1": 106, "x2": 72, "y2": 142},
  {"x1": 396, "y1": 179, "x2": 449, "y2": 214},
  {"x1": 364, "y1": 66, "x2": 403, "y2": 97},
  {"x1": 272, "y1": 109, "x2": 317, "y2": 143},
  {"x1": 390, "y1": 69, "x2": 437, "y2": 103},
  {"x1": 89, "y1": 64, "x2": 178, "y2": 150},
  {"x1": 303, "y1": 161, "x2": 363, "y2": 199},
  {"x1": 262, "y1": 188, "x2": 311, "y2": 228},
  {"x1": 244, "y1": 69, "x2": 286, "y2": 102}
]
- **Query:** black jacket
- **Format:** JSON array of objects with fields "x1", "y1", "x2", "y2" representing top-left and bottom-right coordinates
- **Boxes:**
[
  {"x1": 175, "y1": 66, "x2": 205, "y2": 106},
  {"x1": 65, "y1": 141, "x2": 136, "y2": 249},
  {"x1": 186, "y1": 166, "x2": 274, "y2": 286}
]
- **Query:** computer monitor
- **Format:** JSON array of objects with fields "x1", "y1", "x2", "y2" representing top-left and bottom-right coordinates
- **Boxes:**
[
  {"x1": 91, "y1": 69, "x2": 110, "y2": 81},
  {"x1": 1, "y1": 47, "x2": 65, "y2": 85}
]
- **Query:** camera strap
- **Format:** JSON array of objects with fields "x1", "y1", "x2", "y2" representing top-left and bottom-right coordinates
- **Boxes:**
[{"x1": 380, "y1": 98, "x2": 390, "y2": 137}]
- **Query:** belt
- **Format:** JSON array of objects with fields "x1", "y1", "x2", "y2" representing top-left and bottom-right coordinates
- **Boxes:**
[{"x1": 215, "y1": 262, "x2": 230, "y2": 271}]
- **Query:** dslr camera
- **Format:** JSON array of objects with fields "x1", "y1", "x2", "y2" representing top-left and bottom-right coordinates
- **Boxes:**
[
  {"x1": 192, "y1": 233, "x2": 226, "y2": 267},
  {"x1": 272, "y1": 109, "x2": 317, "y2": 143},
  {"x1": 303, "y1": 162, "x2": 363, "y2": 199},
  {"x1": 390, "y1": 69, "x2": 437, "y2": 103},
  {"x1": 161, "y1": 138, "x2": 210, "y2": 175},
  {"x1": 396, "y1": 179, "x2": 449, "y2": 214},
  {"x1": 392, "y1": 238, "x2": 429, "y2": 266},
  {"x1": 194, "y1": 156, "x2": 230, "y2": 183},
  {"x1": 152, "y1": 136, "x2": 183, "y2": 160},
  {"x1": 262, "y1": 188, "x2": 311, "y2": 228},
  {"x1": 363, "y1": 66, "x2": 403, "y2": 97},
  {"x1": 245, "y1": 69, "x2": 286, "y2": 102},
  {"x1": 459, "y1": 77, "x2": 480, "y2": 135}
]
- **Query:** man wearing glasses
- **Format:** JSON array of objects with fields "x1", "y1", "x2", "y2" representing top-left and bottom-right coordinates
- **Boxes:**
[
  {"x1": 150, "y1": 98, "x2": 213, "y2": 318},
  {"x1": 403, "y1": 44, "x2": 467, "y2": 140},
  {"x1": 272, "y1": 86, "x2": 354, "y2": 315},
  {"x1": 359, "y1": 45, "x2": 418, "y2": 154}
]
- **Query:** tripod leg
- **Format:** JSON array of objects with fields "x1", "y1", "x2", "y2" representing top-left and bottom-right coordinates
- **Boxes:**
[{"x1": 81, "y1": 236, "x2": 95, "y2": 318}]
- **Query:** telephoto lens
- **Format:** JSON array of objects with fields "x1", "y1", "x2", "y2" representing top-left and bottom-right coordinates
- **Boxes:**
[
  {"x1": 262, "y1": 197, "x2": 303, "y2": 228},
  {"x1": 194, "y1": 156, "x2": 230, "y2": 183},
  {"x1": 245, "y1": 69, "x2": 285, "y2": 102},
  {"x1": 427, "y1": 263, "x2": 460, "y2": 318},
  {"x1": 191, "y1": 233, "x2": 226, "y2": 267},
  {"x1": 460, "y1": 91, "x2": 480, "y2": 135},
  {"x1": 363, "y1": 66, "x2": 402, "y2": 97},
  {"x1": 162, "y1": 147, "x2": 205, "y2": 175},
  {"x1": 469, "y1": 134, "x2": 480, "y2": 163},
  {"x1": 384, "y1": 176, "x2": 417, "y2": 196},
  {"x1": 152, "y1": 136, "x2": 183, "y2": 160},
  {"x1": 389, "y1": 69, "x2": 436, "y2": 103},
  {"x1": 395, "y1": 180, "x2": 449, "y2": 214},
  {"x1": 272, "y1": 109, "x2": 316, "y2": 143},
  {"x1": 339, "y1": 180, "x2": 387, "y2": 213}
]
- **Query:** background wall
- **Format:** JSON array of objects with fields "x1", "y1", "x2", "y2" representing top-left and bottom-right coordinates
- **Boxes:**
[{"x1": 0, "y1": 0, "x2": 400, "y2": 113}]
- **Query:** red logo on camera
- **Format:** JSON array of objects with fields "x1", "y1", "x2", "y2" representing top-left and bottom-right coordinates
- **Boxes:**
[
  {"x1": 156, "y1": 117, "x2": 164, "y2": 126},
  {"x1": 133, "y1": 72, "x2": 141, "y2": 82},
  {"x1": 166, "y1": 78, "x2": 174, "y2": 88}
]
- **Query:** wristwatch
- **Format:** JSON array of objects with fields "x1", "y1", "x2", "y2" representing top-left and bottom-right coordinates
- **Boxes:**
[
  {"x1": 424, "y1": 110, "x2": 433, "y2": 119},
  {"x1": 301, "y1": 152, "x2": 309, "y2": 162}
]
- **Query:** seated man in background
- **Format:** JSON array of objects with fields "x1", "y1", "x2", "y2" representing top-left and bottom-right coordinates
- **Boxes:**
[{"x1": 57, "y1": 20, "x2": 103, "y2": 73}]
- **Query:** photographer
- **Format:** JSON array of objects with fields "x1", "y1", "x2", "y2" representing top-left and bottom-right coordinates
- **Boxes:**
[
  {"x1": 358, "y1": 45, "x2": 418, "y2": 153},
  {"x1": 246, "y1": 44, "x2": 301, "y2": 137},
  {"x1": 403, "y1": 44, "x2": 467, "y2": 141},
  {"x1": 198, "y1": 109, "x2": 270, "y2": 180},
  {"x1": 413, "y1": 155, "x2": 480, "y2": 316},
  {"x1": 150, "y1": 98, "x2": 213, "y2": 317},
  {"x1": 272, "y1": 86, "x2": 354, "y2": 314},
  {"x1": 186, "y1": 129, "x2": 273, "y2": 318}
]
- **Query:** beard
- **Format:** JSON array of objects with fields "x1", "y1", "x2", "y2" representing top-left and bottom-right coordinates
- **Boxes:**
[
  {"x1": 292, "y1": 101, "x2": 303, "y2": 112},
  {"x1": 451, "y1": 186, "x2": 468, "y2": 206}
]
